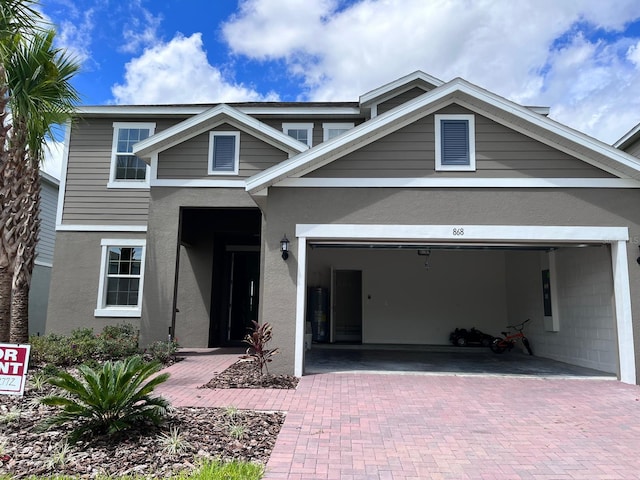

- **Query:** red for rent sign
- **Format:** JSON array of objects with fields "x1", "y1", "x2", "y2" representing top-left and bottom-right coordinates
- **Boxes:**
[{"x1": 0, "y1": 344, "x2": 31, "y2": 396}]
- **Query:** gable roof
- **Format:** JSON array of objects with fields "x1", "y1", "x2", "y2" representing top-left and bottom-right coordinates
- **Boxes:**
[
  {"x1": 614, "y1": 122, "x2": 640, "y2": 150},
  {"x1": 359, "y1": 71, "x2": 444, "y2": 108},
  {"x1": 132, "y1": 103, "x2": 309, "y2": 160},
  {"x1": 246, "y1": 77, "x2": 640, "y2": 195}
]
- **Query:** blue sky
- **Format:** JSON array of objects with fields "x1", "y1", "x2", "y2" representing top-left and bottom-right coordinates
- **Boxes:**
[{"x1": 39, "y1": 0, "x2": 640, "y2": 177}]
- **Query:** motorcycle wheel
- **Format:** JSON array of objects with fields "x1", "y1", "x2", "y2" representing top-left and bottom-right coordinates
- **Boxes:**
[
  {"x1": 490, "y1": 338, "x2": 507, "y2": 354},
  {"x1": 456, "y1": 337, "x2": 467, "y2": 347}
]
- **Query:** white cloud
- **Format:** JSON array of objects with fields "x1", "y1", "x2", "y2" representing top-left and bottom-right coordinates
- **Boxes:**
[
  {"x1": 42, "y1": 140, "x2": 65, "y2": 180},
  {"x1": 222, "y1": 0, "x2": 640, "y2": 143},
  {"x1": 54, "y1": 9, "x2": 95, "y2": 65},
  {"x1": 120, "y1": 0, "x2": 163, "y2": 54},
  {"x1": 111, "y1": 33, "x2": 279, "y2": 104}
]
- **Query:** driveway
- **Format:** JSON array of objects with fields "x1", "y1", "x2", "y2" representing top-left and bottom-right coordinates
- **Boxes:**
[{"x1": 157, "y1": 349, "x2": 640, "y2": 479}]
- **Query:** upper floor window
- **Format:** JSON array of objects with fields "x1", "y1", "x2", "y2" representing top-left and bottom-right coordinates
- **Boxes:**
[
  {"x1": 283, "y1": 123, "x2": 313, "y2": 147},
  {"x1": 208, "y1": 131, "x2": 240, "y2": 175},
  {"x1": 109, "y1": 122, "x2": 155, "y2": 188},
  {"x1": 323, "y1": 123, "x2": 355, "y2": 141},
  {"x1": 434, "y1": 114, "x2": 475, "y2": 171}
]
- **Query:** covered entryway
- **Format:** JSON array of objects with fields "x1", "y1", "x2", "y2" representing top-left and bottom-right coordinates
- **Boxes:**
[
  {"x1": 294, "y1": 224, "x2": 635, "y2": 384},
  {"x1": 173, "y1": 208, "x2": 261, "y2": 347}
]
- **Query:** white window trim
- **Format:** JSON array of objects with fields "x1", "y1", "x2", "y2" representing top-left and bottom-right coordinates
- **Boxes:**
[
  {"x1": 322, "y1": 122, "x2": 355, "y2": 141},
  {"x1": 95, "y1": 238, "x2": 146, "y2": 318},
  {"x1": 108, "y1": 122, "x2": 155, "y2": 189},
  {"x1": 283, "y1": 123, "x2": 314, "y2": 147},
  {"x1": 435, "y1": 114, "x2": 475, "y2": 172},
  {"x1": 208, "y1": 131, "x2": 240, "y2": 176}
]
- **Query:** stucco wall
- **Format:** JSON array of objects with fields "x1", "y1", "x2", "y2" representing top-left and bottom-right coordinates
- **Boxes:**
[
  {"x1": 46, "y1": 231, "x2": 144, "y2": 335},
  {"x1": 259, "y1": 187, "x2": 640, "y2": 375}
]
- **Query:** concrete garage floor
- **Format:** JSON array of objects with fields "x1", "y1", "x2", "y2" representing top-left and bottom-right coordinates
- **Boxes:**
[{"x1": 304, "y1": 344, "x2": 615, "y2": 378}]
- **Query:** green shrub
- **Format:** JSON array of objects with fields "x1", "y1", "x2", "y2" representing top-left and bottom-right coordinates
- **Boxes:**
[
  {"x1": 39, "y1": 356, "x2": 170, "y2": 442},
  {"x1": 97, "y1": 323, "x2": 139, "y2": 359},
  {"x1": 144, "y1": 340, "x2": 180, "y2": 364}
]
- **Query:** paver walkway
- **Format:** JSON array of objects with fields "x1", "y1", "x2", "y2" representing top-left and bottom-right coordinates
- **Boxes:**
[{"x1": 156, "y1": 349, "x2": 640, "y2": 479}]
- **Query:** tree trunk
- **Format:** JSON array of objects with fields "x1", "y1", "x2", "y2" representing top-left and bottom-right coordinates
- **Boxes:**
[
  {"x1": 9, "y1": 153, "x2": 39, "y2": 344},
  {"x1": 0, "y1": 265, "x2": 10, "y2": 342},
  {"x1": 8, "y1": 277, "x2": 28, "y2": 344}
]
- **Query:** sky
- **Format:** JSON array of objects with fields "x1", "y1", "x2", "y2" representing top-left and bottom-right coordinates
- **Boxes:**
[{"x1": 38, "y1": 0, "x2": 640, "y2": 179}]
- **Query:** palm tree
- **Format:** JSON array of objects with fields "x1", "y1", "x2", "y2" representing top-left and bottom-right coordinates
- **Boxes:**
[
  {"x1": 5, "y1": 28, "x2": 79, "y2": 342},
  {"x1": 0, "y1": 0, "x2": 43, "y2": 341}
]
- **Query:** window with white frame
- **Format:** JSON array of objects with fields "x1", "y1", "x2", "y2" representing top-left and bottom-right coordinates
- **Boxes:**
[
  {"x1": 109, "y1": 122, "x2": 155, "y2": 188},
  {"x1": 434, "y1": 114, "x2": 476, "y2": 171},
  {"x1": 283, "y1": 123, "x2": 313, "y2": 147},
  {"x1": 95, "y1": 239, "x2": 146, "y2": 317},
  {"x1": 208, "y1": 131, "x2": 240, "y2": 175},
  {"x1": 323, "y1": 122, "x2": 355, "y2": 141}
]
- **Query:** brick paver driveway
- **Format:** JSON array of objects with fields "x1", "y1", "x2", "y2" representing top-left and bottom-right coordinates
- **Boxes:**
[{"x1": 157, "y1": 350, "x2": 640, "y2": 479}]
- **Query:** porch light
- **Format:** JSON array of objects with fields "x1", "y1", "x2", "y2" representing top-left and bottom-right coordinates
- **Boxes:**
[{"x1": 280, "y1": 235, "x2": 290, "y2": 260}]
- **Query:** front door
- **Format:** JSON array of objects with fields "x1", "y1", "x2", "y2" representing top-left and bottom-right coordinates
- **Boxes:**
[{"x1": 226, "y1": 250, "x2": 260, "y2": 343}]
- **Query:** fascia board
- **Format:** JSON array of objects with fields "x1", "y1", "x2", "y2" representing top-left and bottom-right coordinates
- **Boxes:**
[
  {"x1": 614, "y1": 122, "x2": 640, "y2": 149},
  {"x1": 77, "y1": 105, "x2": 361, "y2": 116},
  {"x1": 40, "y1": 170, "x2": 60, "y2": 187},
  {"x1": 133, "y1": 104, "x2": 308, "y2": 159},
  {"x1": 359, "y1": 71, "x2": 444, "y2": 106}
]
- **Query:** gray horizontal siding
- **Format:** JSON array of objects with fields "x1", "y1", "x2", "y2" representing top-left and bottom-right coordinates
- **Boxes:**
[
  {"x1": 623, "y1": 139, "x2": 640, "y2": 158},
  {"x1": 36, "y1": 180, "x2": 57, "y2": 264},
  {"x1": 157, "y1": 123, "x2": 288, "y2": 179},
  {"x1": 377, "y1": 87, "x2": 429, "y2": 115},
  {"x1": 309, "y1": 105, "x2": 614, "y2": 179},
  {"x1": 62, "y1": 118, "x2": 176, "y2": 225}
]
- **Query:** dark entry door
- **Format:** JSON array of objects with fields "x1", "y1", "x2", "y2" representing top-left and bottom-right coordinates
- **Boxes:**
[{"x1": 226, "y1": 250, "x2": 260, "y2": 343}]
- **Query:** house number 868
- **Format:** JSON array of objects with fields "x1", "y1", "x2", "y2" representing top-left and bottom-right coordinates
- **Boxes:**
[{"x1": 453, "y1": 228, "x2": 464, "y2": 236}]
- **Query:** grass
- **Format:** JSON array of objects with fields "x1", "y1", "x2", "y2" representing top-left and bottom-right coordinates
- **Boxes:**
[{"x1": 0, "y1": 458, "x2": 264, "y2": 479}]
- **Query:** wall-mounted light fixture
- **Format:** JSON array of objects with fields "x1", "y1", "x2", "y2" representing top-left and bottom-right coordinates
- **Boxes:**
[{"x1": 280, "y1": 235, "x2": 290, "y2": 260}]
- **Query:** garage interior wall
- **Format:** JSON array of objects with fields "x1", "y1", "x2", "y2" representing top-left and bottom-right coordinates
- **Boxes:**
[
  {"x1": 307, "y1": 248, "x2": 510, "y2": 344},
  {"x1": 505, "y1": 246, "x2": 616, "y2": 373}
]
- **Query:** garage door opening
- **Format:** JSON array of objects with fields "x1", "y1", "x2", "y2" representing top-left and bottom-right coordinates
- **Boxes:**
[{"x1": 293, "y1": 225, "x2": 635, "y2": 383}]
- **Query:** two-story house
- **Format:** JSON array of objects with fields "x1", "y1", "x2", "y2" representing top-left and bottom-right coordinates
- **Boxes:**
[{"x1": 47, "y1": 71, "x2": 640, "y2": 383}]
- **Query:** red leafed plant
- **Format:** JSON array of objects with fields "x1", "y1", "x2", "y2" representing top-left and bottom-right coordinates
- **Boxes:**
[{"x1": 242, "y1": 321, "x2": 280, "y2": 376}]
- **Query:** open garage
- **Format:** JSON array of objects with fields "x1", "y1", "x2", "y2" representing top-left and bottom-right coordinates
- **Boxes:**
[{"x1": 294, "y1": 224, "x2": 635, "y2": 383}]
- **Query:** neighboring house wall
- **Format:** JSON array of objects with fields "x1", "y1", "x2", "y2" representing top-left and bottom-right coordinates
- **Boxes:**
[
  {"x1": 309, "y1": 106, "x2": 615, "y2": 178},
  {"x1": 30, "y1": 175, "x2": 58, "y2": 336},
  {"x1": 259, "y1": 187, "x2": 640, "y2": 374}
]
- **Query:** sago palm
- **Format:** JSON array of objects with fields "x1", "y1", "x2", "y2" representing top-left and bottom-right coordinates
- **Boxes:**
[
  {"x1": 2, "y1": 27, "x2": 79, "y2": 342},
  {"x1": 39, "y1": 356, "x2": 171, "y2": 443}
]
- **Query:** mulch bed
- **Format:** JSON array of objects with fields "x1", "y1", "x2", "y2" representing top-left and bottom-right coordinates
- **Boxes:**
[
  {"x1": 0, "y1": 361, "x2": 288, "y2": 479},
  {"x1": 200, "y1": 360, "x2": 299, "y2": 389}
]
